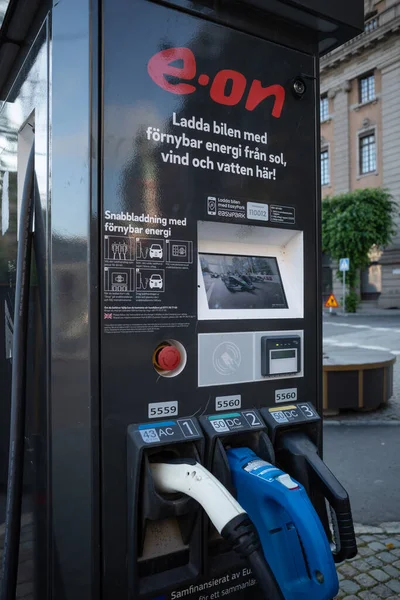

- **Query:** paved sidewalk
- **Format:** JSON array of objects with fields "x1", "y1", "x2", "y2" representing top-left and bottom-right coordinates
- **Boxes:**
[{"x1": 335, "y1": 524, "x2": 400, "y2": 599}]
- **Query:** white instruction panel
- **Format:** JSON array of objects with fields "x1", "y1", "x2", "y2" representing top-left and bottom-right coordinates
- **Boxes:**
[{"x1": 198, "y1": 330, "x2": 304, "y2": 387}]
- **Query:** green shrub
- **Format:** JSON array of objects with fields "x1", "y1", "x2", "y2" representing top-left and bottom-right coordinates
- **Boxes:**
[{"x1": 322, "y1": 188, "x2": 396, "y2": 311}]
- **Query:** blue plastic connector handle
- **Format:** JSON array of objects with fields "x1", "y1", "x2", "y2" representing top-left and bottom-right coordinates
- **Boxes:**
[{"x1": 227, "y1": 447, "x2": 339, "y2": 600}]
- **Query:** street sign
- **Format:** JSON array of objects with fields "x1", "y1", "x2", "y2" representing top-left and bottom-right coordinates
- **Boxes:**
[
  {"x1": 325, "y1": 294, "x2": 339, "y2": 308},
  {"x1": 339, "y1": 258, "x2": 349, "y2": 314}
]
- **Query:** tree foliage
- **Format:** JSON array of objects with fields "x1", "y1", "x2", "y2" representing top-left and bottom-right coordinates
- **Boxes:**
[{"x1": 321, "y1": 188, "x2": 397, "y2": 309}]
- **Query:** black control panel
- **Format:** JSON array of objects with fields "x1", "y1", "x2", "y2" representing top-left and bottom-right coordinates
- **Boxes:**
[{"x1": 261, "y1": 335, "x2": 301, "y2": 376}]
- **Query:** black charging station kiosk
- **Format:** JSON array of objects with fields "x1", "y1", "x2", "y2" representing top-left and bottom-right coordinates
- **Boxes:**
[{"x1": 0, "y1": 1, "x2": 364, "y2": 600}]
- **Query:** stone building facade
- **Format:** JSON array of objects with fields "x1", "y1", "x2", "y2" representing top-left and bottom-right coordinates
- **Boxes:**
[{"x1": 320, "y1": 0, "x2": 400, "y2": 308}]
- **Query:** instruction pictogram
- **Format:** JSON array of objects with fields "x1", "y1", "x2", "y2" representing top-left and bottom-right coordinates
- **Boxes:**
[
  {"x1": 104, "y1": 268, "x2": 135, "y2": 293},
  {"x1": 136, "y1": 238, "x2": 165, "y2": 261},
  {"x1": 104, "y1": 236, "x2": 133, "y2": 261},
  {"x1": 136, "y1": 268, "x2": 165, "y2": 292},
  {"x1": 166, "y1": 240, "x2": 193, "y2": 263}
]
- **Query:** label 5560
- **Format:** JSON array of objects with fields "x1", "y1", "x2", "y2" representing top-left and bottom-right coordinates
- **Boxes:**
[
  {"x1": 215, "y1": 395, "x2": 241, "y2": 411},
  {"x1": 275, "y1": 388, "x2": 297, "y2": 403}
]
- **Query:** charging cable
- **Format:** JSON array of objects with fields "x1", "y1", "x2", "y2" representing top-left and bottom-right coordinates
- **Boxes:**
[{"x1": 151, "y1": 459, "x2": 284, "y2": 600}]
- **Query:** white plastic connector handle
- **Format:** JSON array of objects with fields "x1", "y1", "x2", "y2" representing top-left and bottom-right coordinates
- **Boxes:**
[{"x1": 150, "y1": 461, "x2": 246, "y2": 534}]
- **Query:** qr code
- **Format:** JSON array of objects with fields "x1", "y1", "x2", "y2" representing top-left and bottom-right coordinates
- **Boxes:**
[{"x1": 272, "y1": 411, "x2": 289, "y2": 424}]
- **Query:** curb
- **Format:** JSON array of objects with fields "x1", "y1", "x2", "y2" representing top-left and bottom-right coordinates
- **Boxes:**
[
  {"x1": 323, "y1": 311, "x2": 400, "y2": 318},
  {"x1": 354, "y1": 522, "x2": 400, "y2": 535},
  {"x1": 324, "y1": 419, "x2": 400, "y2": 427}
]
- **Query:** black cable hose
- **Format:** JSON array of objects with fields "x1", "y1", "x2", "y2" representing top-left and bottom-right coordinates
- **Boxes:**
[
  {"x1": 247, "y1": 550, "x2": 285, "y2": 600},
  {"x1": 221, "y1": 513, "x2": 285, "y2": 600},
  {"x1": 0, "y1": 143, "x2": 35, "y2": 600}
]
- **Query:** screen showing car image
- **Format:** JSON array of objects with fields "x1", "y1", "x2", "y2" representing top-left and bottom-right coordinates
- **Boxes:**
[{"x1": 199, "y1": 253, "x2": 288, "y2": 310}]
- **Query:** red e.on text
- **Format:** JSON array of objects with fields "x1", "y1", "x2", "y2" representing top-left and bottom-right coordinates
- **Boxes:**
[{"x1": 147, "y1": 47, "x2": 285, "y2": 118}]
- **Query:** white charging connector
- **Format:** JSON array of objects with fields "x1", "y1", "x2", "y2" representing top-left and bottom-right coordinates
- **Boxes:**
[
  {"x1": 150, "y1": 461, "x2": 245, "y2": 533},
  {"x1": 150, "y1": 458, "x2": 284, "y2": 600}
]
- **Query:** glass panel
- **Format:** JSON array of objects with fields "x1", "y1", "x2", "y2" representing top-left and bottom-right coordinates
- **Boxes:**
[
  {"x1": 199, "y1": 253, "x2": 288, "y2": 310},
  {"x1": 360, "y1": 134, "x2": 376, "y2": 174},
  {"x1": 360, "y1": 74, "x2": 375, "y2": 104},
  {"x1": 271, "y1": 349, "x2": 296, "y2": 359},
  {"x1": 0, "y1": 25, "x2": 49, "y2": 600},
  {"x1": 320, "y1": 97, "x2": 329, "y2": 121},
  {"x1": 321, "y1": 150, "x2": 329, "y2": 185},
  {"x1": 0, "y1": 1, "x2": 11, "y2": 29}
]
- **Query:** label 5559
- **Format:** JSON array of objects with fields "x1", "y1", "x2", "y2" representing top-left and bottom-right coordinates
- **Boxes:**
[{"x1": 148, "y1": 401, "x2": 178, "y2": 418}]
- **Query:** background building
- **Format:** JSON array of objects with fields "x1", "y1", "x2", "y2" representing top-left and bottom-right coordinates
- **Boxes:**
[{"x1": 320, "y1": 0, "x2": 400, "y2": 308}]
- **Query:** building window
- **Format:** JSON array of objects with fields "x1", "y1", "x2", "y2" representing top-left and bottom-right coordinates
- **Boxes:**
[
  {"x1": 359, "y1": 73, "x2": 375, "y2": 104},
  {"x1": 365, "y1": 18, "x2": 378, "y2": 33},
  {"x1": 359, "y1": 132, "x2": 376, "y2": 174},
  {"x1": 320, "y1": 96, "x2": 329, "y2": 122},
  {"x1": 321, "y1": 149, "x2": 330, "y2": 186}
]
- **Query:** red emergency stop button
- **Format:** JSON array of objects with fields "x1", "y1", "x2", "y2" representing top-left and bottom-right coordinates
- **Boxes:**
[{"x1": 156, "y1": 345, "x2": 181, "y2": 371}]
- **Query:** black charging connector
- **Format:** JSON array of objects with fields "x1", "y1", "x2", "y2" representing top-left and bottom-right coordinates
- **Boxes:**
[
  {"x1": 261, "y1": 403, "x2": 357, "y2": 563},
  {"x1": 277, "y1": 431, "x2": 357, "y2": 562}
]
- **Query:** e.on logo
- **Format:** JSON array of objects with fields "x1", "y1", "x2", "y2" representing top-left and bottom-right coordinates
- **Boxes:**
[{"x1": 147, "y1": 47, "x2": 285, "y2": 118}]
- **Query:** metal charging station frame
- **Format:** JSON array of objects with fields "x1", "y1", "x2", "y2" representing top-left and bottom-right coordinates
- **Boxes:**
[{"x1": 0, "y1": 1, "x2": 364, "y2": 600}]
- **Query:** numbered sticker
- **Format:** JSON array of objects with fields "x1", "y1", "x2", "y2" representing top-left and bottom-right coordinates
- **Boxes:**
[
  {"x1": 242, "y1": 411, "x2": 262, "y2": 428},
  {"x1": 271, "y1": 411, "x2": 289, "y2": 424},
  {"x1": 148, "y1": 401, "x2": 178, "y2": 419},
  {"x1": 299, "y1": 404, "x2": 316, "y2": 418},
  {"x1": 177, "y1": 419, "x2": 199, "y2": 438},
  {"x1": 247, "y1": 201, "x2": 269, "y2": 222},
  {"x1": 275, "y1": 388, "x2": 297, "y2": 404},
  {"x1": 210, "y1": 419, "x2": 230, "y2": 433},
  {"x1": 140, "y1": 428, "x2": 160, "y2": 443},
  {"x1": 215, "y1": 395, "x2": 241, "y2": 411}
]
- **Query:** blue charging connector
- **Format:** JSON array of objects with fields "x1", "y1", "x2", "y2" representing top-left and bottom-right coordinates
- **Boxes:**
[{"x1": 227, "y1": 447, "x2": 339, "y2": 600}]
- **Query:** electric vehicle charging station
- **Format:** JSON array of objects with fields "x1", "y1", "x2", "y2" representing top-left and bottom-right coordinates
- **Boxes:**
[{"x1": 0, "y1": 1, "x2": 365, "y2": 599}]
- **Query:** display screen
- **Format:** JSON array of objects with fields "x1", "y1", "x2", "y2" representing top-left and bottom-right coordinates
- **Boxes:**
[
  {"x1": 199, "y1": 253, "x2": 288, "y2": 310},
  {"x1": 271, "y1": 349, "x2": 296, "y2": 359}
]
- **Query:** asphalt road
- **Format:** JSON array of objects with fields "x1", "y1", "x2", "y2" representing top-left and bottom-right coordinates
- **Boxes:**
[
  {"x1": 322, "y1": 313, "x2": 400, "y2": 525},
  {"x1": 323, "y1": 313, "x2": 400, "y2": 357},
  {"x1": 324, "y1": 312, "x2": 400, "y2": 420},
  {"x1": 323, "y1": 425, "x2": 400, "y2": 525}
]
